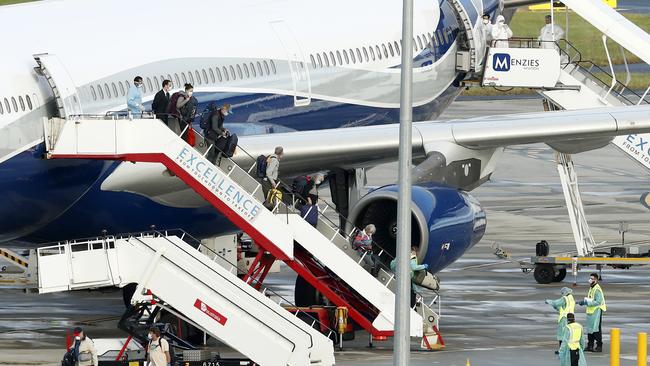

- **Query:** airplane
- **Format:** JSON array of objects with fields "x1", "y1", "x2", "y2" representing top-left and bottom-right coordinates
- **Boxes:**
[{"x1": 2, "y1": 0, "x2": 649, "y2": 301}]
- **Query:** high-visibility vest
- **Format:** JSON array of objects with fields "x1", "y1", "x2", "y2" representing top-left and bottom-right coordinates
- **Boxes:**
[
  {"x1": 586, "y1": 284, "x2": 607, "y2": 314},
  {"x1": 566, "y1": 322, "x2": 583, "y2": 351},
  {"x1": 558, "y1": 294, "x2": 575, "y2": 323}
]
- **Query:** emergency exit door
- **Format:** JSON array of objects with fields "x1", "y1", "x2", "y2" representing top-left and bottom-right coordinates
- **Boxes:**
[{"x1": 269, "y1": 21, "x2": 312, "y2": 107}]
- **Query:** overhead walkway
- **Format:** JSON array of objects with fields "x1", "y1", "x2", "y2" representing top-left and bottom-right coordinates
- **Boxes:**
[
  {"x1": 36, "y1": 232, "x2": 335, "y2": 366},
  {"x1": 42, "y1": 111, "x2": 424, "y2": 339}
]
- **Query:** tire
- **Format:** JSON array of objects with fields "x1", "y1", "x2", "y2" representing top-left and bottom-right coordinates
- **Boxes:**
[
  {"x1": 553, "y1": 268, "x2": 567, "y2": 282},
  {"x1": 534, "y1": 264, "x2": 555, "y2": 284}
]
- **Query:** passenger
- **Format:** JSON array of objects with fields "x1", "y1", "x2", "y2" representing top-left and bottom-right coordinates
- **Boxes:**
[
  {"x1": 72, "y1": 326, "x2": 98, "y2": 366},
  {"x1": 263, "y1": 146, "x2": 284, "y2": 198},
  {"x1": 205, "y1": 103, "x2": 231, "y2": 164},
  {"x1": 559, "y1": 313, "x2": 587, "y2": 366},
  {"x1": 577, "y1": 273, "x2": 606, "y2": 352},
  {"x1": 147, "y1": 327, "x2": 171, "y2": 366},
  {"x1": 491, "y1": 15, "x2": 513, "y2": 48},
  {"x1": 167, "y1": 83, "x2": 195, "y2": 138},
  {"x1": 352, "y1": 224, "x2": 380, "y2": 276},
  {"x1": 481, "y1": 14, "x2": 493, "y2": 45},
  {"x1": 151, "y1": 79, "x2": 172, "y2": 124},
  {"x1": 307, "y1": 173, "x2": 324, "y2": 204},
  {"x1": 545, "y1": 287, "x2": 576, "y2": 354},
  {"x1": 127, "y1": 76, "x2": 145, "y2": 116},
  {"x1": 539, "y1": 15, "x2": 565, "y2": 50}
]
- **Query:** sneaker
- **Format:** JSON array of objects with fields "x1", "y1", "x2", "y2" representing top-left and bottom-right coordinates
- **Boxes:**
[
  {"x1": 584, "y1": 346, "x2": 594, "y2": 352},
  {"x1": 554, "y1": 350, "x2": 559, "y2": 355},
  {"x1": 594, "y1": 346, "x2": 602, "y2": 353}
]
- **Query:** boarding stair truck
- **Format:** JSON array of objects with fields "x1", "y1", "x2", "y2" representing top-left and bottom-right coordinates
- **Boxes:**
[
  {"x1": 36, "y1": 231, "x2": 336, "y2": 366},
  {"x1": 35, "y1": 50, "x2": 443, "y2": 349},
  {"x1": 477, "y1": 0, "x2": 650, "y2": 284}
]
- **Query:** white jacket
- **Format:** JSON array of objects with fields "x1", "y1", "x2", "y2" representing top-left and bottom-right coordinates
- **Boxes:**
[
  {"x1": 491, "y1": 15, "x2": 513, "y2": 48},
  {"x1": 539, "y1": 24, "x2": 565, "y2": 49}
]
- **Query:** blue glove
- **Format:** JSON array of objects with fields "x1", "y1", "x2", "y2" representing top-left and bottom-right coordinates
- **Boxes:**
[
  {"x1": 577, "y1": 300, "x2": 585, "y2": 306},
  {"x1": 545, "y1": 299, "x2": 552, "y2": 305},
  {"x1": 423, "y1": 264, "x2": 429, "y2": 270}
]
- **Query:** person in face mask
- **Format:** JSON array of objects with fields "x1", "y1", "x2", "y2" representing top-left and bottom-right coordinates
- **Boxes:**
[
  {"x1": 146, "y1": 327, "x2": 171, "y2": 366},
  {"x1": 127, "y1": 76, "x2": 145, "y2": 115},
  {"x1": 577, "y1": 273, "x2": 607, "y2": 352},
  {"x1": 72, "y1": 327, "x2": 98, "y2": 366},
  {"x1": 166, "y1": 83, "x2": 195, "y2": 138},
  {"x1": 481, "y1": 14, "x2": 493, "y2": 44},
  {"x1": 491, "y1": 15, "x2": 513, "y2": 48},
  {"x1": 539, "y1": 14, "x2": 565, "y2": 50}
]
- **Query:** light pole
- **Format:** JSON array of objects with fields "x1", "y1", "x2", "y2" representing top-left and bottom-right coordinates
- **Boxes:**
[{"x1": 394, "y1": 0, "x2": 414, "y2": 364}]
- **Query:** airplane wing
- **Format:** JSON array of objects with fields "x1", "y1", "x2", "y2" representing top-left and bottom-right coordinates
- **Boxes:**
[{"x1": 102, "y1": 105, "x2": 650, "y2": 206}]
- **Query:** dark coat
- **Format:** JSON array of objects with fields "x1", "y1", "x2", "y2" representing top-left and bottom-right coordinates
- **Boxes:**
[{"x1": 152, "y1": 90, "x2": 170, "y2": 121}]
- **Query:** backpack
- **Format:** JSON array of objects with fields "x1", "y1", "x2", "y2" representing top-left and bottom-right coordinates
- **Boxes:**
[
  {"x1": 291, "y1": 176, "x2": 314, "y2": 201},
  {"x1": 299, "y1": 204, "x2": 318, "y2": 226},
  {"x1": 166, "y1": 92, "x2": 184, "y2": 117},
  {"x1": 256, "y1": 155, "x2": 269, "y2": 178},
  {"x1": 61, "y1": 349, "x2": 75, "y2": 366},
  {"x1": 199, "y1": 103, "x2": 218, "y2": 130}
]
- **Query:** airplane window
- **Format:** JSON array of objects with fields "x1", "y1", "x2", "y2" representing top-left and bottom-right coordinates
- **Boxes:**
[
  {"x1": 4, "y1": 98, "x2": 10, "y2": 114},
  {"x1": 243, "y1": 64, "x2": 250, "y2": 78},
  {"x1": 356, "y1": 48, "x2": 363, "y2": 63},
  {"x1": 336, "y1": 50, "x2": 342, "y2": 65},
  {"x1": 229, "y1": 65, "x2": 236, "y2": 80},
  {"x1": 270, "y1": 60, "x2": 276, "y2": 74},
  {"x1": 26, "y1": 95, "x2": 32, "y2": 110},
  {"x1": 97, "y1": 84, "x2": 104, "y2": 99},
  {"x1": 104, "y1": 83, "x2": 111, "y2": 98},
  {"x1": 250, "y1": 62, "x2": 256, "y2": 77},
  {"x1": 119, "y1": 82, "x2": 125, "y2": 96},
  {"x1": 256, "y1": 61, "x2": 263, "y2": 75},
  {"x1": 329, "y1": 51, "x2": 336, "y2": 66},
  {"x1": 317, "y1": 53, "x2": 323, "y2": 68},
  {"x1": 322, "y1": 52, "x2": 329, "y2": 67},
  {"x1": 236, "y1": 64, "x2": 243, "y2": 79},
  {"x1": 382, "y1": 44, "x2": 388, "y2": 58},
  {"x1": 216, "y1": 67, "x2": 223, "y2": 82},
  {"x1": 181, "y1": 72, "x2": 187, "y2": 84},
  {"x1": 209, "y1": 68, "x2": 215, "y2": 83},
  {"x1": 146, "y1": 77, "x2": 152, "y2": 91},
  {"x1": 388, "y1": 42, "x2": 394, "y2": 56},
  {"x1": 369, "y1": 46, "x2": 375, "y2": 61},
  {"x1": 376, "y1": 45, "x2": 382, "y2": 60},
  {"x1": 196, "y1": 70, "x2": 202, "y2": 85},
  {"x1": 112, "y1": 83, "x2": 118, "y2": 97},
  {"x1": 438, "y1": 30, "x2": 444, "y2": 45},
  {"x1": 18, "y1": 96, "x2": 25, "y2": 111},
  {"x1": 310, "y1": 54, "x2": 316, "y2": 69},
  {"x1": 187, "y1": 71, "x2": 194, "y2": 85},
  {"x1": 223, "y1": 66, "x2": 230, "y2": 81},
  {"x1": 343, "y1": 49, "x2": 349, "y2": 64},
  {"x1": 11, "y1": 97, "x2": 18, "y2": 112},
  {"x1": 90, "y1": 86, "x2": 97, "y2": 101},
  {"x1": 0, "y1": 100, "x2": 3, "y2": 114},
  {"x1": 349, "y1": 48, "x2": 356, "y2": 64},
  {"x1": 153, "y1": 77, "x2": 159, "y2": 89},
  {"x1": 394, "y1": 41, "x2": 401, "y2": 55},
  {"x1": 363, "y1": 47, "x2": 369, "y2": 62},
  {"x1": 263, "y1": 60, "x2": 270, "y2": 75},
  {"x1": 174, "y1": 73, "x2": 180, "y2": 86},
  {"x1": 126, "y1": 80, "x2": 131, "y2": 89},
  {"x1": 417, "y1": 35, "x2": 423, "y2": 50},
  {"x1": 427, "y1": 32, "x2": 433, "y2": 46}
]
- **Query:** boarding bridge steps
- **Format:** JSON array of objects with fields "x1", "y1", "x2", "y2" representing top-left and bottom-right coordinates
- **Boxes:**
[
  {"x1": 44, "y1": 114, "x2": 424, "y2": 338},
  {"x1": 36, "y1": 232, "x2": 335, "y2": 366}
]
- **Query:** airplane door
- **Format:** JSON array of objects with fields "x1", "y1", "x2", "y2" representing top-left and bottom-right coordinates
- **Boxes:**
[
  {"x1": 269, "y1": 21, "x2": 311, "y2": 107},
  {"x1": 33, "y1": 53, "x2": 83, "y2": 118}
]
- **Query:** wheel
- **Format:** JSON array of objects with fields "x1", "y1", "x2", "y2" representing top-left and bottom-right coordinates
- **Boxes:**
[
  {"x1": 553, "y1": 268, "x2": 567, "y2": 282},
  {"x1": 534, "y1": 264, "x2": 555, "y2": 284}
]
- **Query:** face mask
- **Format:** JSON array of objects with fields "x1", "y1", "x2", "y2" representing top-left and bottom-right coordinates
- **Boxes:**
[
  {"x1": 223, "y1": 110, "x2": 229, "y2": 116},
  {"x1": 483, "y1": 19, "x2": 489, "y2": 24},
  {"x1": 187, "y1": 91, "x2": 193, "y2": 97},
  {"x1": 75, "y1": 336, "x2": 81, "y2": 341},
  {"x1": 147, "y1": 334, "x2": 153, "y2": 340}
]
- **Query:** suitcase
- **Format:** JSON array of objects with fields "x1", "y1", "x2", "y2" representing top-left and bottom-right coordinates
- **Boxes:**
[
  {"x1": 536, "y1": 240, "x2": 550, "y2": 256},
  {"x1": 223, "y1": 133, "x2": 238, "y2": 157}
]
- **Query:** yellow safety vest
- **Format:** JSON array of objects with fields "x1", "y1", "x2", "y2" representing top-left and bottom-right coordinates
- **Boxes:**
[
  {"x1": 566, "y1": 322, "x2": 583, "y2": 351},
  {"x1": 558, "y1": 294, "x2": 575, "y2": 323},
  {"x1": 586, "y1": 284, "x2": 607, "y2": 314}
]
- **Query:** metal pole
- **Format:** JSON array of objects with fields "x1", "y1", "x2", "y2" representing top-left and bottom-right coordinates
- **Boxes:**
[{"x1": 394, "y1": 0, "x2": 413, "y2": 364}]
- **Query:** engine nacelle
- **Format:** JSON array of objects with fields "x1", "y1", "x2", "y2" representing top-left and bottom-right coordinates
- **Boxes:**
[{"x1": 348, "y1": 183, "x2": 486, "y2": 273}]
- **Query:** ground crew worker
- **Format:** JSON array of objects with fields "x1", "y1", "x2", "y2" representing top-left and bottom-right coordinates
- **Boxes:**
[
  {"x1": 545, "y1": 287, "x2": 576, "y2": 354},
  {"x1": 539, "y1": 14, "x2": 565, "y2": 50},
  {"x1": 390, "y1": 247, "x2": 429, "y2": 306},
  {"x1": 559, "y1": 313, "x2": 587, "y2": 366},
  {"x1": 127, "y1": 76, "x2": 145, "y2": 115},
  {"x1": 147, "y1": 327, "x2": 171, "y2": 366},
  {"x1": 491, "y1": 15, "x2": 513, "y2": 48},
  {"x1": 72, "y1": 326, "x2": 98, "y2": 366},
  {"x1": 577, "y1": 273, "x2": 606, "y2": 352}
]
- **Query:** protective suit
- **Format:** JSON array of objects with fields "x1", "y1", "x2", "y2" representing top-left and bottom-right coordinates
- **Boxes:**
[
  {"x1": 545, "y1": 287, "x2": 576, "y2": 342},
  {"x1": 389, "y1": 253, "x2": 428, "y2": 291},
  {"x1": 559, "y1": 322, "x2": 587, "y2": 366},
  {"x1": 481, "y1": 18, "x2": 493, "y2": 45},
  {"x1": 578, "y1": 282, "x2": 606, "y2": 350},
  {"x1": 127, "y1": 84, "x2": 144, "y2": 114},
  {"x1": 539, "y1": 22, "x2": 565, "y2": 49},
  {"x1": 491, "y1": 15, "x2": 513, "y2": 48}
]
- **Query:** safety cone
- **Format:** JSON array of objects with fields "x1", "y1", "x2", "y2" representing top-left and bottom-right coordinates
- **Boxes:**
[{"x1": 466, "y1": 358, "x2": 471, "y2": 366}]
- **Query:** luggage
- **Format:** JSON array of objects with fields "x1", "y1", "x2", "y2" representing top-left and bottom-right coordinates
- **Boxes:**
[
  {"x1": 266, "y1": 188, "x2": 283, "y2": 209},
  {"x1": 215, "y1": 133, "x2": 237, "y2": 157},
  {"x1": 61, "y1": 349, "x2": 75, "y2": 366},
  {"x1": 185, "y1": 124, "x2": 196, "y2": 146},
  {"x1": 291, "y1": 175, "x2": 314, "y2": 202},
  {"x1": 299, "y1": 204, "x2": 318, "y2": 226},
  {"x1": 166, "y1": 91, "x2": 183, "y2": 118},
  {"x1": 536, "y1": 240, "x2": 550, "y2": 256},
  {"x1": 256, "y1": 155, "x2": 268, "y2": 178},
  {"x1": 199, "y1": 103, "x2": 218, "y2": 130}
]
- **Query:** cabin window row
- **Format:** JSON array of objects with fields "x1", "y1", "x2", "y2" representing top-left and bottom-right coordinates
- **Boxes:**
[{"x1": 0, "y1": 94, "x2": 34, "y2": 115}]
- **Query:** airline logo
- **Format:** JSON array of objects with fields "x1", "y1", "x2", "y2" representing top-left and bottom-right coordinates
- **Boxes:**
[
  {"x1": 175, "y1": 146, "x2": 261, "y2": 220},
  {"x1": 493, "y1": 53, "x2": 542, "y2": 72},
  {"x1": 493, "y1": 53, "x2": 511, "y2": 71},
  {"x1": 194, "y1": 299, "x2": 228, "y2": 326}
]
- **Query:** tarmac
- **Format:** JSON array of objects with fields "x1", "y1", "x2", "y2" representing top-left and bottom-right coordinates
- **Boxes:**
[{"x1": 2, "y1": 96, "x2": 650, "y2": 365}]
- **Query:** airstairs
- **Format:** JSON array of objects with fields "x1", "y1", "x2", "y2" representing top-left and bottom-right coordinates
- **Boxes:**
[
  {"x1": 40, "y1": 110, "x2": 442, "y2": 345},
  {"x1": 36, "y1": 231, "x2": 335, "y2": 366}
]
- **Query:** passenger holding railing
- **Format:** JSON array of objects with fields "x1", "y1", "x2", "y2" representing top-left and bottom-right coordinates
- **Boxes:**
[
  {"x1": 204, "y1": 103, "x2": 231, "y2": 164},
  {"x1": 352, "y1": 224, "x2": 381, "y2": 277}
]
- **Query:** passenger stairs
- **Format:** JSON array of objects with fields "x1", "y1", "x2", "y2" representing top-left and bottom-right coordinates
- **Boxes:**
[{"x1": 42, "y1": 113, "x2": 428, "y2": 340}]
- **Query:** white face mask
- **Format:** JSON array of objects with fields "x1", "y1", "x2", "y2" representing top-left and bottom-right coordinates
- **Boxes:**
[
  {"x1": 223, "y1": 110, "x2": 229, "y2": 116},
  {"x1": 483, "y1": 19, "x2": 489, "y2": 24},
  {"x1": 75, "y1": 336, "x2": 81, "y2": 341},
  {"x1": 147, "y1": 333, "x2": 153, "y2": 340}
]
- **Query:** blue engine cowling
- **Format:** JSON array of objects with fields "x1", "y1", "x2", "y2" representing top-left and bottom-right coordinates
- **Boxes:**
[{"x1": 348, "y1": 183, "x2": 486, "y2": 273}]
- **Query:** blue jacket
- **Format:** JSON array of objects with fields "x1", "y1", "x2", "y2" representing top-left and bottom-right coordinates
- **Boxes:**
[{"x1": 127, "y1": 85, "x2": 144, "y2": 113}]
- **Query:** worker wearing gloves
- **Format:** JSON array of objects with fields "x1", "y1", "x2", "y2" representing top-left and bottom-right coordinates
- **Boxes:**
[
  {"x1": 577, "y1": 273, "x2": 606, "y2": 352},
  {"x1": 545, "y1": 287, "x2": 576, "y2": 354},
  {"x1": 539, "y1": 15, "x2": 565, "y2": 50},
  {"x1": 491, "y1": 15, "x2": 513, "y2": 48},
  {"x1": 559, "y1": 313, "x2": 587, "y2": 366},
  {"x1": 390, "y1": 247, "x2": 429, "y2": 306}
]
